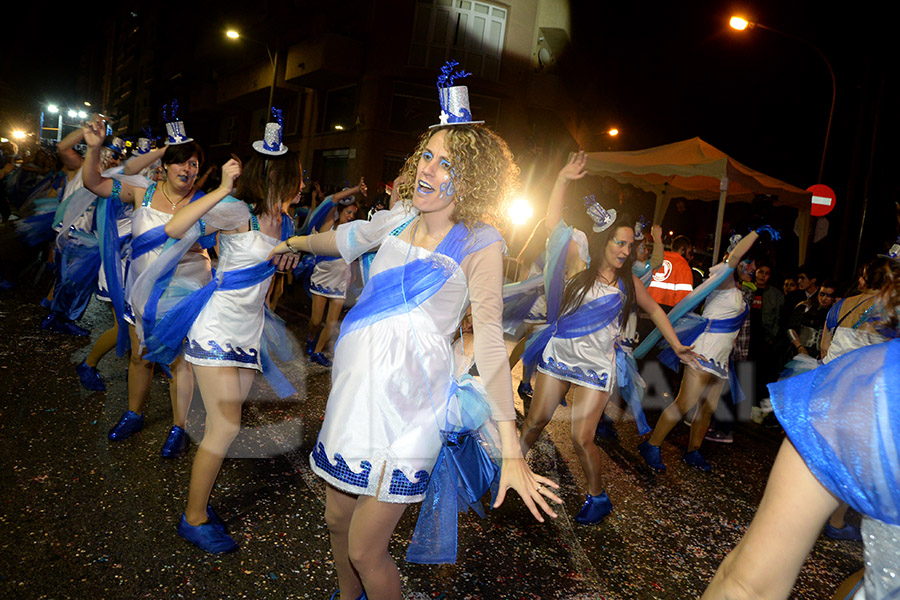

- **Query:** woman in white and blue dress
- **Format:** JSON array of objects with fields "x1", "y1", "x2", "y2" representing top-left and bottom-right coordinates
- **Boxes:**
[
  {"x1": 518, "y1": 151, "x2": 696, "y2": 526},
  {"x1": 82, "y1": 117, "x2": 211, "y2": 457},
  {"x1": 305, "y1": 183, "x2": 365, "y2": 366},
  {"x1": 147, "y1": 124, "x2": 300, "y2": 553},
  {"x1": 703, "y1": 259, "x2": 900, "y2": 600},
  {"x1": 271, "y1": 120, "x2": 561, "y2": 599},
  {"x1": 637, "y1": 230, "x2": 762, "y2": 473}
]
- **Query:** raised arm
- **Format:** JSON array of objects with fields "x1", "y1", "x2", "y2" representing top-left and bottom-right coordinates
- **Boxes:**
[
  {"x1": 546, "y1": 151, "x2": 587, "y2": 230},
  {"x1": 123, "y1": 147, "x2": 165, "y2": 175},
  {"x1": 57, "y1": 126, "x2": 85, "y2": 171},
  {"x1": 462, "y1": 241, "x2": 562, "y2": 521},
  {"x1": 164, "y1": 159, "x2": 241, "y2": 238},
  {"x1": 649, "y1": 224, "x2": 665, "y2": 270},
  {"x1": 81, "y1": 118, "x2": 138, "y2": 203},
  {"x1": 334, "y1": 178, "x2": 367, "y2": 204},
  {"x1": 726, "y1": 231, "x2": 759, "y2": 268}
]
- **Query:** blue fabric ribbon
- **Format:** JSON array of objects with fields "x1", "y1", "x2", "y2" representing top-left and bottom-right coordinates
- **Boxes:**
[
  {"x1": 96, "y1": 181, "x2": 131, "y2": 356},
  {"x1": 336, "y1": 222, "x2": 502, "y2": 346},
  {"x1": 51, "y1": 230, "x2": 101, "y2": 321},
  {"x1": 615, "y1": 345, "x2": 650, "y2": 435},
  {"x1": 131, "y1": 225, "x2": 169, "y2": 261}
]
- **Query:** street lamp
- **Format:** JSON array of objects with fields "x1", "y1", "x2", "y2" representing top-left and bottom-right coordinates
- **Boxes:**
[
  {"x1": 730, "y1": 15, "x2": 835, "y2": 184},
  {"x1": 47, "y1": 104, "x2": 59, "y2": 113},
  {"x1": 12, "y1": 130, "x2": 27, "y2": 140},
  {"x1": 608, "y1": 128, "x2": 619, "y2": 136},
  {"x1": 225, "y1": 29, "x2": 278, "y2": 116}
]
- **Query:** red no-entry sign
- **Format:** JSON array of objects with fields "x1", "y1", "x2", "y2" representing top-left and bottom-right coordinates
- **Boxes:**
[{"x1": 807, "y1": 184, "x2": 836, "y2": 217}]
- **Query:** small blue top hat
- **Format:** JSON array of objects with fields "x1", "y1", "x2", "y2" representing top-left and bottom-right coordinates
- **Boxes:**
[
  {"x1": 104, "y1": 137, "x2": 126, "y2": 156},
  {"x1": 634, "y1": 215, "x2": 648, "y2": 240},
  {"x1": 584, "y1": 194, "x2": 617, "y2": 233},
  {"x1": 431, "y1": 60, "x2": 484, "y2": 128},
  {"x1": 163, "y1": 101, "x2": 193, "y2": 146},
  {"x1": 136, "y1": 127, "x2": 153, "y2": 155},
  {"x1": 252, "y1": 107, "x2": 288, "y2": 156}
]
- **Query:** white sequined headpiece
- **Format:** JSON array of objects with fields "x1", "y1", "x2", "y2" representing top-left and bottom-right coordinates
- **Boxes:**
[
  {"x1": 583, "y1": 194, "x2": 617, "y2": 233},
  {"x1": 252, "y1": 107, "x2": 288, "y2": 156},
  {"x1": 430, "y1": 60, "x2": 484, "y2": 128}
]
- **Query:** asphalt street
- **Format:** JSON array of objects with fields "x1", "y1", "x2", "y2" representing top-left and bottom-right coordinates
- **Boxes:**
[{"x1": 0, "y1": 255, "x2": 862, "y2": 599}]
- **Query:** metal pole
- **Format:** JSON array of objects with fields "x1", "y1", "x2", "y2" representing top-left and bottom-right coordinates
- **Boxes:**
[
  {"x1": 755, "y1": 23, "x2": 835, "y2": 184},
  {"x1": 266, "y1": 48, "x2": 278, "y2": 117},
  {"x1": 712, "y1": 177, "x2": 728, "y2": 261}
]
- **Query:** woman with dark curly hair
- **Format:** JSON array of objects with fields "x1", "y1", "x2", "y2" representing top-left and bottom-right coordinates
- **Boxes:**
[{"x1": 270, "y1": 82, "x2": 561, "y2": 599}]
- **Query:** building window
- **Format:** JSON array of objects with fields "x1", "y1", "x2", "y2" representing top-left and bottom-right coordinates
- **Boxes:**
[
  {"x1": 409, "y1": 0, "x2": 507, "y2": 80},
  {"x1": 321, "y1": 85, "x2": 357, "y2": 133}
]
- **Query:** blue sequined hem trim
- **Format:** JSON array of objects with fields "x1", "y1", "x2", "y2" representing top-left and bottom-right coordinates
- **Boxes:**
[
  {"x1": 185, "y1": 339, "x2": 260, "y2": 366},
  {"x1": 526, "y1": 312, "x2": 547, "y2": 322},
  {"x1": 309, "y1": 282, "x2": 346, "y2": 298},
  {"x1": 311, "y1": 442, "x2": 371, "y2": 489},
  {"x1": 389, "y1": 468, "x2": 430, "y2": 497},
  {"x1": 693, "y1": 356, "x2": 728, "y2": 378},
  {"x1": 538, "y1": 356, "x2": 611, "y2": 390}
]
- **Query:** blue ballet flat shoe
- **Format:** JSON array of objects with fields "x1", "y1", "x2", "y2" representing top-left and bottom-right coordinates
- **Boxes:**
[
  {"x1": 638, "y1": 440, "x2": 666, "y2": 472},
  {"x1": 206, "y1": 505, "x2": 226, "y2": 531},
  {"x1": 306, "y1": 339, "x2": 316, "y2": 356},
  {"x1": 517, "y1": 380, "x2": 534, "y2": 401},
  {"x1": 160, "y1": 425, "x2": 190, "y2": 459},
  {"x1": 574, "y1": 492, "x2": 613, "y2": 525},
  {"x1": 595, "y1": 414, "x2": 619, "y2": 439},
  {"x1": 108, "y1": 410, "x2": 145, "y2": 441},
  {"x1": 41, "y1": 313, "x2": 90, "y2": 336},
  {"x1": 177, "y1": 514, "x2": 238, "y2": 554},
  {"x1": 310, "y1": 352, "x2": 332, "y2": 367},
  {"x1": 682, "y1": 450, "x2": 712, "y2": 472},
  {"x1": 824, "y1": 523, "x2": 862, "y2": 541},
  {"x1": 76, "y1": 361, "x2": 106, "y2": 392}
]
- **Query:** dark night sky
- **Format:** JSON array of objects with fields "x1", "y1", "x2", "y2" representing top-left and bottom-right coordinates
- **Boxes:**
[{"x1": 3, "y1": 0, "x2": 896, "y2": 249}]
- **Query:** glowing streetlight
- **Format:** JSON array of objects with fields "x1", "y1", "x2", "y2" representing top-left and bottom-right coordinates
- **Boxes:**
[
  {"x1": 226, "y1": 30, "x2": 240, "y2": 39},
  {"x1": 67, "y1": 110, "x2": 77, "y2": 118},
  {"x1": 12, "y1": 130, "x2": 27, "y2": 140},
  {"x1": 508, "y1": 196, "x2": 534, "y2": 225},
  {"x1": 608, "y1": 128, "x2": 619, "y2": 136},
  {"x1": 84, "y1": 101, "x2": 91, "y2": 107},
  {"x1": 77, "y1": 110, "x2": 88, "y2": 119},
  {"x1": 333, "y1": 125, "x2": 344, "y2": 131},
  {"x1": 225, "y1": 29, "x2": 277, "y2": 116},
  {"x1": 47, "y1": 104, "x2": 59, "y2": 113},
  {"x1": 729, "y1": 16, "x2": 749, "y2": 31}
]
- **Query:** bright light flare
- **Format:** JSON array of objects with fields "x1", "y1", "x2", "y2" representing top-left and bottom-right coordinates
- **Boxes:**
[
  {"x1": 77, "y1": 111, "x2": 87, "y2": 119},
  {"x1": 730, "y1": 16, "x2": 749, "y2": 30},
  {"x1": 47, "y1": 104, "x2": 59, "y2": 113},
  {"x1": 334, "y1": 125, "x2": 344, "y2": 130},
  {"x1": 608, "y1": 128, "x2": 619, "y2": 136},
  {"x1": 226, "y1": 30, "x2": 240, "y2": 39},
  {"x1": 68, "y1": 110, "x2": 77, "y2": 118},
  {"x1": 508, "y1": 197, "x2": 534, "y2": 225},
  {"x1": 83, "y1": 101, "x2": 91, "y2": 107},
  {"x1": 12, "y1": 130, "x2": 27, "y2": 140}
]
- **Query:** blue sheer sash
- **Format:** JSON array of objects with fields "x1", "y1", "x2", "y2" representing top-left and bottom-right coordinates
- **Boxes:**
[
  {"x1": 336, "y1": 222, "x2": 502, "y2": 346},
  {"x1": 96, "y1": 181, "x2": 131, "y2": 355}
]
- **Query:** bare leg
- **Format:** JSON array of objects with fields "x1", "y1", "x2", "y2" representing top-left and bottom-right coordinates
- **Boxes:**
[
  {"x1": 325, "y1": 485, "x2": 364, "y2": 599},
  {"x1": 570, "y1": 386, "x2": 610, "y2": 496},
  {"x1": 266, "y1": 273, "x2": 284, "y2": 311},
  {"x1": 127, "y1": 325, "x2": 154, "y2": 414},
  {"x1": 828, "y1": 502, "x2": 852, "y2": 528},
  {"x1": 649, "y1": 366, "x2": 713, "y2": 447},
  {"x1": 507, "y1": 324, "x2": 535, "y2": 369},
  {"x1": 308, "y1": 294, "x2": 327, "y2": 345},
  {"x1": 520, "y1": 372, "x2": 569, "y2": 455},
  {"x1": 170, "y1": 355, "x2": 194, "y2": 428},
  {"x1": 315, "y1": 297, "x2": 345, "y2": 354},
  {"x1": 184, "y1": 365, "x2": 255, "y2": 525},
  {"x1": 687, "y1": 377, "x2": 726, "y2": 452},
  {"x1": 85, "y1": 305, "x2": 118, "y2": 368},
  {"x1": 347, "y1": 495, "x2": 408, "y2": 600}
]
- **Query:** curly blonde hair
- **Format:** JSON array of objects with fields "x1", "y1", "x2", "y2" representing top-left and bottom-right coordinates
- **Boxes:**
[{"x1": 396, "y1": 125, "x2": 519, "y2": 228}]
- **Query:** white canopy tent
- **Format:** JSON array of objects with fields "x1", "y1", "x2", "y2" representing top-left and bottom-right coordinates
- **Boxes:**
[{"x1": 584, "y1": 137, "x2": 812, "y2": 263}]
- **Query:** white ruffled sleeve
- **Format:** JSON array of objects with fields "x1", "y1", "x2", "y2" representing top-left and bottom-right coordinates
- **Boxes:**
[
  {"x1": 335, "y1": 202, "x2": 417, "y2": 262},
  {"x1": 103, "y1": 165, "x2": 153, "y2": 190},
  {"x1": 201, "y1": 196, "x2": 251, "y2": 232}
]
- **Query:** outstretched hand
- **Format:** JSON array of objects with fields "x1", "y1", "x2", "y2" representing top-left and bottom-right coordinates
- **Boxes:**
[
  {"x1": 558, "y1": 150, "x2": 588, "y2": 182},
  {"x1": 651, "y1": 224, "x2": 663, "y2": 242},
  {"x1": 493, "y1": 456, "x2": 561, "y2": 522},
  {"x1": 358, "y1": 177, "x2": 367, "y2": 197},
  {"x1": 217, "y1": 159, "x2": 241, "y2": 195}
]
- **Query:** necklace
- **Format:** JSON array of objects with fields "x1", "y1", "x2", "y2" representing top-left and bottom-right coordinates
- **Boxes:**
[{"x1": 161, "y1": 182, "x2": 190, "y2": 212}]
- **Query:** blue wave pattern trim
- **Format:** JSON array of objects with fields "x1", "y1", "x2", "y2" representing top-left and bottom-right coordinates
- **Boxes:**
[
  {"x1": 185, "y1": 339, "x2": 260, "y2": 366},
  {"x1": 539, "y1": 356, "x2": 609, "y2": 388},
  {"x1": 311, "y1": 442, "x2": 371, "y2": 489},
  {"x1": 696, "y1": 356, "x2": 728, "y2": 378},
  {"x1": 310, "y1": 282, "x2": 345, "y2": 297},
  {"x1": 389, "y1": 469, "x2": 431, "y2": 497}
]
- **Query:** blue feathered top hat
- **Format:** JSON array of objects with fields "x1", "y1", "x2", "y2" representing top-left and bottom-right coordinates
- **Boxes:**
[
  {"x1": 252, "y1": 107, "x2": 288, "y2": 156},
  {"x1": 163, "y1": 101, "x2": 193, "y2": 145},
  {"x1": 431, "y1": 60, "x2": 484, "y2": 128},
  {"x1": 584, "y1": 194, "x2": 617, "y2": 233}
]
